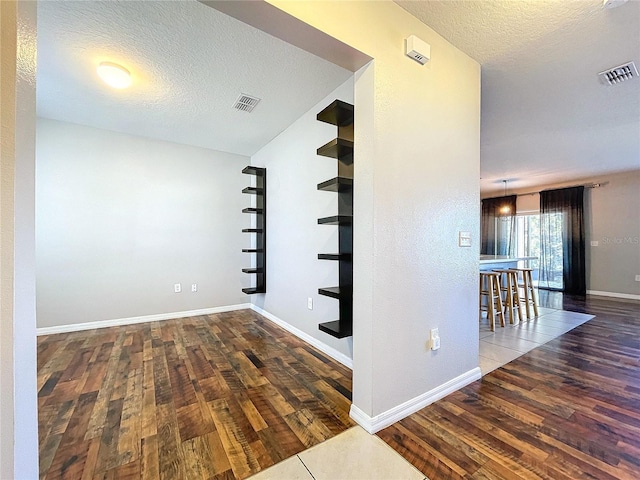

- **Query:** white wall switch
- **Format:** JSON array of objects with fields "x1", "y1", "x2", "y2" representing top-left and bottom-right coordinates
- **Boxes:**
[
  {"x1": 174, "y1": 283, "x2": 182, "y2": 293},
  {"x1": 458, "y1": 231, "x2": 472, "y2": 247},
  {"x1": 307, "y1": 297, "x2": 313, "y2": 310},
  {"x1": 430, "y1": 328, "x2": 441, "y2": 351},
  {"x1": 591, "y1": 241, "x2": 599, "y2": 247},
  {"x1": 635, "y1": 275, "x2": 640, "y2": 282},
  {"x1": 191, "y1": 284, "x2": 197, "y2": 292}
]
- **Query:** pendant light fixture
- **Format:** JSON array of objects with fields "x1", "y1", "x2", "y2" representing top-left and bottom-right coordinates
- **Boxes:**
[{"x1": 499, "y1": 180, "x2": 511, "y2": 215}]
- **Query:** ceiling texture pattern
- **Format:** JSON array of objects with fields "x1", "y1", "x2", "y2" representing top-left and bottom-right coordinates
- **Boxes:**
[
  {"x1": 397, "y1": 0, "x2": 640, "y2": 193},
  {"x1": 36, "y1": 0, "x2": 352, "y2": 157},
  {"x1": 38, "y1": 1, "x2": 639, "y2": 193}
]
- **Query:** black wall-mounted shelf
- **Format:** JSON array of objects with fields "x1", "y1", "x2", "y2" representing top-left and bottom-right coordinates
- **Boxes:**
[
  {"x1": 316, "y1": 100, "x2": 354, "y2": 339},
  {"x1": 318, "y1": 177, "x2": 353, "y2": 192},
  {"x1": 317, "y1": 138, "x2": 354, "y2": 162},
  {"x1": 242, "y1": 166, "x2": 266, "y2": 294},
  {"x1": 318, "y1": 253, "x2": 352, "y2": 261},
  {"x1": 318, "y1": 215, "x2": 353, "y2": 226}
]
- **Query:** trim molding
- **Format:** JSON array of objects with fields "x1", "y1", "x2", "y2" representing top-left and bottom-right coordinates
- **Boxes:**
[
  {"x1": 349, "y1": 367, "x2": 482, "y2": 434},
  {"x1": 587, "y1": 290, "x2": 640, "y2": 301},
  {"x1": 36, "y1": 303, "x2": 252, "y2": 336},
  {"x1": 250, "y1": 305, "x2": 353, "y2": 369}
]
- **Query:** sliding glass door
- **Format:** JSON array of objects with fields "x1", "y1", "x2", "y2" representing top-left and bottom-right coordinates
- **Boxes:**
[
  {"x1": 539, "y1": 212, "x2": 565, "y2": 290},
  {"x1": 515, "y1": 212, "x2": 564, "y2": 290}
]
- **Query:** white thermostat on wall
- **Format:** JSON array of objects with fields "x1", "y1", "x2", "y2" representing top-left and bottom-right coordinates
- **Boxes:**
[{"x1": 405, "y1": 35, "x2": 431, "y2": 65}]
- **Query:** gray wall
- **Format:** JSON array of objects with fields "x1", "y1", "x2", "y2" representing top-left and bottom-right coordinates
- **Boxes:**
[
  {"x1": 251, "y1": 78, "x2": 354, "y2": 360},
  {"x1": 36, "y1": 118, "x2": 249, "y2": 328},
  {"x1": 508, "y1": 170, "x2": 640, "y2": 297},
  {"x1": 1, "y1": 1, "x2": 39, "y2": 476},
  {"x1": 587, "y1": 170, "x2": 640, "y2": 296}
]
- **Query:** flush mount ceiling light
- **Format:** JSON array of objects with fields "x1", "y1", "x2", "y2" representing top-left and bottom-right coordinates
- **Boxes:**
[{"x1": 97, "y1": 62, "x2": 132, "y2": 89}]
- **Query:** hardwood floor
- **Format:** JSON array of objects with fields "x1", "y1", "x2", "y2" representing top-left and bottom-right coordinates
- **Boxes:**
[
  {"x1": 37, "y1": 310, "x2": 354, "y2": 480},
  {"x1": 378, "y1": 294, "x2": 640, "y2": 479}
]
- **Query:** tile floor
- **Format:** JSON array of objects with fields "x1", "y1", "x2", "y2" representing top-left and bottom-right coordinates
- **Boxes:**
[
  {"x1": 249, "y1": 426, "x2": 426, "y2": 480},
  {"x1": 250, "y1": 304, "x2": 594, "y2": 479},
  {"x1": 479, "y1": 305, "x2": 594, "y2": 375}
]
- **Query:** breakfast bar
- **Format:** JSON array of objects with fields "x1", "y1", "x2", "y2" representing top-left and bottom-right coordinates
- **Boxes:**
[{"x1": 479, "y1": 255, "x2": 537, "y2": 271}]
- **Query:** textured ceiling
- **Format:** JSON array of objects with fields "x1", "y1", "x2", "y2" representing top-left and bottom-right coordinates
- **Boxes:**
[
  {"x1": 36, "y1": 0, "x2": 352, "y2": 157},
  {"x1": 396, "y1": 0, "x2": 640, "y2": 193}
]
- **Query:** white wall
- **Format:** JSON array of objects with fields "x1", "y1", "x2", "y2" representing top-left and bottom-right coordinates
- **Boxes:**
[
  {"x1": 36, "y1": 119, "x2": 250, "y2": 329},
  {"x1": 1, "y1": 1, "x2": 39, "y2": 477},
  {"x1": 251, "y1": 78, "x2": 354, "y2": 360},
  {"x1": 265, "y1": 1, "x2": 481, "y2": 422}
]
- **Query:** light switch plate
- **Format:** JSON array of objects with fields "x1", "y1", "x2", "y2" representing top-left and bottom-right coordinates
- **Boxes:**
[
  {"x1": 458, "y1": 231, "x2": 472, "y2": 247},
  {"x1": 591, "y1": 241, "x2": 599, "y2": 247}
]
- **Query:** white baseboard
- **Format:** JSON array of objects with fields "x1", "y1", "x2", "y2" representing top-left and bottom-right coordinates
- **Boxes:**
[
  {"x1": 250, "y1": 305, "x2": 353, "y2": 369},
  {"x1": 36, "y1": 303, "x2": 252, "y2": 336},
  {"x1": 349, "y1": 367, "x2": 482, "y2": 434},
  {"x1": 587, "y1": 290, "x2": 640, "y2": 301}
]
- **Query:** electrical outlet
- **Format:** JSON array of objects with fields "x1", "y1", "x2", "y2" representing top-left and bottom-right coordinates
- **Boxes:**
[
  {"x1": 174, "y1": 283, "x2": 182, "y2": 293},
  {"x1": 590, "y1": 241, "x2": 599, "y2": 247},
  {"x1": 307, "y1": 297, "x2": 313, "y2": 310},
  {"x1": 635, "y1": 275, "x2": 640, "y2": 282},
  {"x1": 191, "y1": 284, "x2": 198, "y2": 292}
]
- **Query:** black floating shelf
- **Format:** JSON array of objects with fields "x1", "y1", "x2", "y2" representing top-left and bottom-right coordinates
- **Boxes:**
[
  {"x1": 318, "y1": 215, "x2": 352, "y2": 226},
  {"x1": 242, "y1": 207, "x2": 264, "y2": 214},
  {"x1": 319, "y1": 320, "x2": 352, "y2": 339},
  {"x1": 319, "y1": 287, "x2": 342, "y2": 299},
  {"x1": 318, "y1": 253, "x2": 352, "y2": 261},
  {"x1": 318, "y1": 286, "x2": 352, "y2": 299},
  {"x1": 242, "y1": 166, "x2": 265, "y2": 176},
  {"x1": 242, "y1": 287, "x2": 261, "y2": 295},
  {"x1": 317, "y1": 138, "x2": 353, "y2": 161},
  {"x1": 318, "y1": 177, "x2": 353, "y2": 192},
  {"x1": 242, "y1": 268, "x2": 263, "y2": 274},
  {"x1": 242, "y1": 248, "x2": 264, "y2": 253},
  {"x1": 242, "y1": 228, "x2": 263, "y2": 233},
  {"x1": 317, "y1": 100, "x2": 354, "y2": 127},
  {"x1": 242, "y1": 187, "x2": 264, "y2": 195}
]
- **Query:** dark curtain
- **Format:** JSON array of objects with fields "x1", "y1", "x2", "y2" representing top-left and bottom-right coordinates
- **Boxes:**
[
  {"x1": 481, "y1": 195, "x2": 517, "y2": 255},
  {"x1": 540, "y1": 186, "x2": 586, "y2": 295}
]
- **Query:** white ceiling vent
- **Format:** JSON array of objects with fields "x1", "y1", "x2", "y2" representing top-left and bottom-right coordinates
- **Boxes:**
[
  {"x1": 598, "y1": 62, "x2": 638, "y2": 85},
  {"x1": 233, "y1": 94, "x2": 261, "y2": 113}
]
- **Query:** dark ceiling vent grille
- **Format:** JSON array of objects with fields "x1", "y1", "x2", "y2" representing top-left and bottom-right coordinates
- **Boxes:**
[
  {"x1": 598, "y1": 61, "x2": 638, "y2": 85},
  {"x1": 233, "y1": 94, "x2": 261, "y2": 113}
]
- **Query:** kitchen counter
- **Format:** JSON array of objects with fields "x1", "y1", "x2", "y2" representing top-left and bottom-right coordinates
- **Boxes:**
[
  {"x1": 479, "y1": 255, "x2": 537, "y2": 271},
  {"x1": 479, "y1": 255, "x2": 537, "y2": 265}
]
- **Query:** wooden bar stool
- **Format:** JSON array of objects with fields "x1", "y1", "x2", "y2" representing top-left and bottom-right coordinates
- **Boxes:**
[
  {"x1": 510, "y1": 268, "x2": 539, "y2": 319},
  {"x1": 493, "y1": 269, "x2": 523, "y2": 324},
  {"x1": 479, "y1": 272, "x2": 504, "y2": 331}
]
